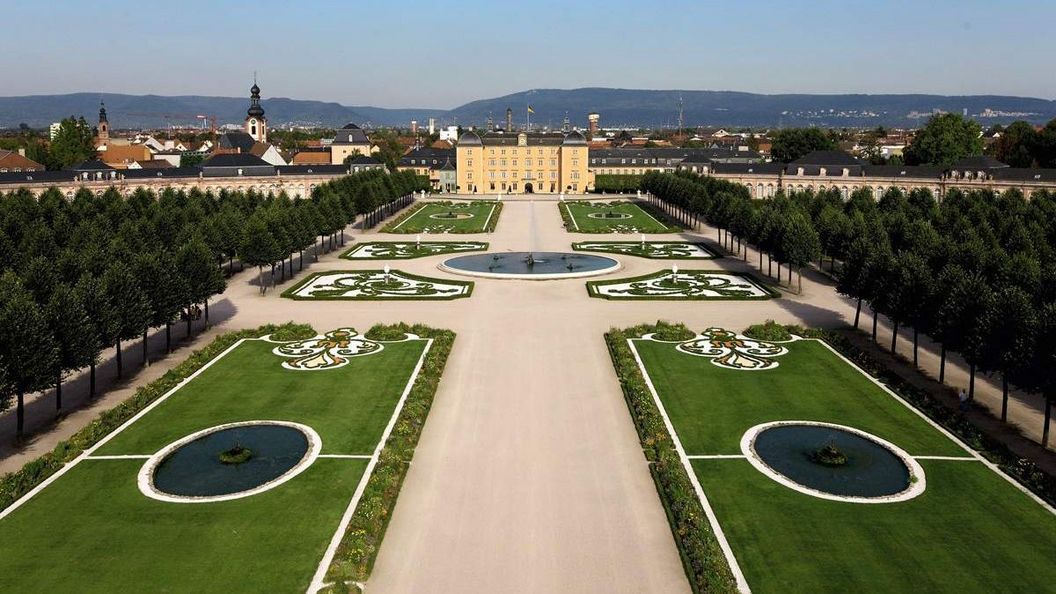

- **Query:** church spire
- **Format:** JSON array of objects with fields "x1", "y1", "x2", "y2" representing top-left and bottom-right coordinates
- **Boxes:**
[{"x1": 245, "y1": 77, "x2": 267, "y2": 142}]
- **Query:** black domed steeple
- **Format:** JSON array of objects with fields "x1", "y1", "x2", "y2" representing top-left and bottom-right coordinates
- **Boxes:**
[{"x1": 247, "y1": 83, "x2": 264, "y2": 118}]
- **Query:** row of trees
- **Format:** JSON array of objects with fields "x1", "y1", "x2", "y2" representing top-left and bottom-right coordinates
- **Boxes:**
[
  {"x1": 643, "y1": 170, "x2": 1056, "y2": 445},
  {"x1": 0, "y1": 169, "x2": 428, "y2": 439}
]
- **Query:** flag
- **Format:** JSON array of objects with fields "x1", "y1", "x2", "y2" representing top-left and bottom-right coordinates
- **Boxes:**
[{"x1": 527, "y1": 105, "x2": 535, "y2": 114}]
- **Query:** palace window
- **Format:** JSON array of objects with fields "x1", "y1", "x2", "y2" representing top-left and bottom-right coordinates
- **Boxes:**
[{"x1": 550, "y1": 159, "x2": 556, "y2": 167}]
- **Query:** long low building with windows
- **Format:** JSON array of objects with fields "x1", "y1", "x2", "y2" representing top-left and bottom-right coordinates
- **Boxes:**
[
  {"x1": 680, "y1": 150, "x2": 1056, "y2": 198},
  {"x1": 0, "y1": 160, "x2": 355, "y2": 198}
]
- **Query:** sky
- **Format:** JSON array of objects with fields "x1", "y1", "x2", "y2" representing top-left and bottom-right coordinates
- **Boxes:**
[{"x1": 2, "y1": 0, "x2": 1054, "y2": 108}]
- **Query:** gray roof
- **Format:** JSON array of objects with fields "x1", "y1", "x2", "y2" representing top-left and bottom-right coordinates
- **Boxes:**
[
  {"x1": 201, "y1": 153, "x2": 271, "y2": 168},
  {"x1": 217, "y1": 132, "x2": 257, "y2": 153},
  {"x1": 457, "y1": 131, "x2": 482, "y2": 146},
  {"x1": 562, "y1": 130, "x2": 587, "y2": 145},
  {"x1": 862, "y1": 165, "x2": 943, "y2": 179},
  {"x1": 348, "y1": 155, "x2": 382, "y2": 166},
  {"x1": 951, "y1": 155, "x2": 1008, "y2": 170},
  {"x1": 400, "y1": 148, "x2": 456, "y2": 168},
  {"x1": 790, "y1": 150, "x2": 861, "y2": 167},
  {"x1": 68, "y1": 159, "x2": 114, "y2": 171},
  {"x1": 334, "y1": 124, "x2": 370, "y2": 145}
]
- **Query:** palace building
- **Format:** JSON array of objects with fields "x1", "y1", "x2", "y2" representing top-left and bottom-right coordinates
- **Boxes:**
[{"x1": 455, "y1": 130, "x2": 589, "y2": 194}]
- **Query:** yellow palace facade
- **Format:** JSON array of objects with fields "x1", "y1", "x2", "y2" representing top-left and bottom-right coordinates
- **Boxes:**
[{"x1": 455, "y1": 130, "x2": 589, "y2": 194}]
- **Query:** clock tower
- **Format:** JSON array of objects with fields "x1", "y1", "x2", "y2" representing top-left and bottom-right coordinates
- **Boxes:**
[{"x1": 245, "y1": 81, "x2": 267, "y2": 142}]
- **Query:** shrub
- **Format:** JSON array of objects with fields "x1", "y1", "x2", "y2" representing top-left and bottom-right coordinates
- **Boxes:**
[{"x1": 742, "y1": 320, "x2": 793, "y2": 341}]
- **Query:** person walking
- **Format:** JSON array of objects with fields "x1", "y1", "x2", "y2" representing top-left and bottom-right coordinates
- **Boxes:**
[{"x1": 958, "y1": 388, "x2": 969, "y2": 412}]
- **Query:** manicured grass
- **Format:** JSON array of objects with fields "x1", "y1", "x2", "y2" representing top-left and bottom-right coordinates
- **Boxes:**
[
  {"x1": 628, "y1": 332, "x2": 1056, "y2": 593},
  {"x1": 340, "y1": 241, "x2": 488, "y2": 260},
  {"x1": 572, "y1": 240, "x2": 717, "y2": 259},
  {"x1": 282, "y1": 270, "x2": 473, "y2": 301},
  {"x1": 0, "y1": 329, "x2": 439, "y2": 593},
  {"x1": 560, "y1": 200, "x2": 680, "y2": 233},
  {"x1": 382, "y1": 201, "x2": 501, "y2": 234},
  {"x1": 587, "y1": 270, "x2": 778, "y2": 300}
]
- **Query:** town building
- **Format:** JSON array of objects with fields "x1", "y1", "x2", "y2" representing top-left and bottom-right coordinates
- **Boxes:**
[
  {"x1": 455, "y1": 130, "x2": 589, "y2": 194},
  {"x1": 681, "y1": 150, "x2": 1056, "y2": 199},
  {"x1": 0, "y1": 149, "x2": 44, "y2": 173},
  {"x1": 329, "y1": 124, "x2": 373, "y2": 165},
  {"x1": 397, "y1": 147, "x2": 457, "y2": 192}
]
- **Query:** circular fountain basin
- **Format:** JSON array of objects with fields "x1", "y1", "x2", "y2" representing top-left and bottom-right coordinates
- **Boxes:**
[
  {"x1": 429, "y1": 212, "x2": 474, "y2": 220},
  {"x1": 440, "y1": 251, "x2": 621, "y2": 280},
  {"x1": 138, "y1": 420, "x2": 321, "y2": 503},
  {"x1": 740, "y1": 421, "x2": 925, "y2": 503},
  {"x1": 587, "y1": 212, "x2": 632, "y2": 219}
]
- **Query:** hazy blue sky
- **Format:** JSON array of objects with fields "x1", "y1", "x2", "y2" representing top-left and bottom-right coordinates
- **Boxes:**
[{"x1": 3, "y1": 0, "x2": 1054, "y2": 107}]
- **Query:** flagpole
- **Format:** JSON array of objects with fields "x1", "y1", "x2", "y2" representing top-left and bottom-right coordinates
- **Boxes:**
[{"x1": 527, "y1": 104, "x2": 530, "y2": 132}]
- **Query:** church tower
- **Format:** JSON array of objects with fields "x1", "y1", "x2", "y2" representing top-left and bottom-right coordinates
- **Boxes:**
[
  {"x1": 245, "y1": 81, "x2": 267, "y2": 142},
  {"x1": 97, "y1": 102, "x2": 110, "y2": 146}
]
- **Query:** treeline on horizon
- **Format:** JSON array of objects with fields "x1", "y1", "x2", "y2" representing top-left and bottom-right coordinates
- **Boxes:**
[
  {"x1": 0, "y1": 169, "x2": 429, "y2": 438},
  {"x1": 643, "y1": 169, "x2": 1056, "y2": 445}
]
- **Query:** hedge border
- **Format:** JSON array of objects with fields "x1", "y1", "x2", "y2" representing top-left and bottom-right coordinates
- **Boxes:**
[
  {"x1": 280, "y1": 270, "x2": 474, "y2": 301},
  {"x1": 559, "y1": 200, "x2": 682, "y2": 234},
  {"x1": 571, "y1": 241, "x2": 720, "y2": 260},
  {"x1": 0, "y1": 322, "x2": 316, "y2": 513},
  {"x1": 586, "y1": 270, "x2": 780, "y2": 301},
  {"x1": 605, "y1": 323, "x2": 739, "y2": 594},
  {"x1": 322, "y1": 323, "x2": 455, "y2": 592},
  {"x1": 380, "y1": 201, "x2": 503, "y2": 234},
  {"x1": 338, "y1": 241, "x2": 490, "y2": 261}
]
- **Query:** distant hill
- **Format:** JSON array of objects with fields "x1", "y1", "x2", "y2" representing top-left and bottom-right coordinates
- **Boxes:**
[{"x1": 1, "y1": 88, "x2": 1054, "y2": 130}]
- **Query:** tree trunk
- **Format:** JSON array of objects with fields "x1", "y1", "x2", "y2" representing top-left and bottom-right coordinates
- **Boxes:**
[
  {"x1": 299, "y1": 250, "x2": 304, "y2": 270},
  {"x1": 871, "y1": 309, "x2": 878, "y2": 340},
  {"x1": 90, "y1": 362, "x2": 96, "y2": 397},
  {"x1": 797, "y1": 267, "x2": 802, "y2": 294},
  {"x1": 56, "y1": 374, "x2": 62, "y2": 411},
  {"x1": 912, "y1": 328, "x2": 919, "y2": 367},
  {"x1": 968, "y1": 363, "x2": 977, "y2": 401},
  {"x1": 16, "y1": 390, "x2": 24, "y2": 439},
  {"x1": 759, "y1": 248, "x2": 763, "y2": 271},
  {"x1": 891, "y1": 320, "x2": 899, "y2": 353},
  {"x1": 939, "y1": 345, "x2": 947, "y2": 384},
  {"x1": 258, "y1": 266, "x2": 265, "y2": 295},
  {"x1": 186, "y1": 308, "x2": 192, "y2": 337},
  {"x1": 854, "y1": 298, "x2": 862, "y2": 328},
  {"x1": 1001, "y1": 374, "x2": 1009, "y2": 422},
  {"x1": 142, "y1": 329, "x2": 148, "y2": 366},
  {"x1": 166, "y1": 322, "x2": 171, "y2": 352},
  {"x1": 204, "y1": 300, "x2": 210, "y2": 327},
  {"x1": 1043, "y1": 394, "x2": 1052, "y2": 447},
  {"x1": 116, "y1": 339, "x2": 123, "y2": 379}
]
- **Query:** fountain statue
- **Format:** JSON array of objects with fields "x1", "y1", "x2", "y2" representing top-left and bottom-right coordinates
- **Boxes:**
[{"x1": 810, "y1": 437, "x2": 848, "y2": 467}]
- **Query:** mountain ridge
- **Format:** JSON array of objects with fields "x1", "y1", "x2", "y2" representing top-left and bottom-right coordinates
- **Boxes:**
[{"x1": 1, "y1": 88, "x2": 1053, "y2": 130}]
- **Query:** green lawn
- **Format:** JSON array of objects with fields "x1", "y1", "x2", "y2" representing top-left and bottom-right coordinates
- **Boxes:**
[
  {"x1": 383, "y1": 201, "x2": 501, "y2": 233},
  {"x1": 631, "y1": 335, "x2": 1056, "y2": 593},
  {"x1": 560, "y1": 200, "x2": 679, "y2": 233},
  {"x1": 0, "y1": 334, "x2": 430, "y2": 593}
]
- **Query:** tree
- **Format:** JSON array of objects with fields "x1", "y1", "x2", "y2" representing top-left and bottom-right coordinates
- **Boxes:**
[
  {"x1": 101, "y1": 262, "x2": 151, "y2": 379},
  {"x1": 780, "y1": 212, "x2": 821, "y2": 293},
  {"x1": 367, "y1": 129, "x2": 404, "y2": 170},
  {"x1": 75, "y1": 274, "x2": 117, "y2": 397},
  {"x1": 980, "y1": 287, "x2": 1036, "y2": 422},
  {"x1": 769, "y1": 128, "x2": 837, "y2": 163},
  {"x1": 904, "y1": 113, "x2": 983, "y2": 167},
  {"x1": 44, "y1": 284, "x2": 97, "y2": 410},
  {"x1": 239, "y1": 213, "x2": 281, "y2": 295},
  {"x1": 0, "y1": 272, "x2": 58, "y2": 438},
  {"x1": 49, "y1": 116, "x2": 96, "y2": 169},
  {"x1": 176, "y1": 237, "x2": 225, "y2": 328},
  {"x1": 989, "y1": 120, "x2": 1038, "y2": 167},
  {"x1": 136, "y1": 252, "x2": 187, "y2": 354}
]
